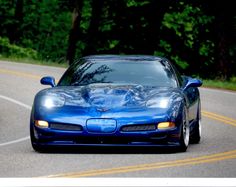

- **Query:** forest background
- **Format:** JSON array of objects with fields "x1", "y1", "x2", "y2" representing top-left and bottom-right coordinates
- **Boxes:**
[{"x1": 0, "y1": 0, "x2": 235, "y2": 84}]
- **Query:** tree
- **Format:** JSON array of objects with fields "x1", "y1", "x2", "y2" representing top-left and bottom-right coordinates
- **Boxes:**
[
  {"x1": 213, "y1": 1, "x2": 235, "y2": 79},
  {"x1": 83, "y1": 0, "x2": 104, "y2": 55},
  {"x1": 0, "y1": 0, "x2": 235, "y2": 80},
  {"x1": 9, "y1": 0, "x2": 24, "y2": 44},
  {"x1": 66, "y1": 0, "x2": 84, "y2": 65}
]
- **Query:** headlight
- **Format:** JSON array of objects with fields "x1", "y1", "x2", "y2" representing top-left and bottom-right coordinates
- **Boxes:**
[
  {"x1": 146, "y1": 97, "x2": 169, "y2": 108},
  {"x1": 41, "y1": 95, "x2": 65, "y2": 108},
  {"x1": 158, "y1": 122, "x2": 175, "y2": 129},
  {"x1": 35, "y1": 120, "x2": 49, "y2": 128}
]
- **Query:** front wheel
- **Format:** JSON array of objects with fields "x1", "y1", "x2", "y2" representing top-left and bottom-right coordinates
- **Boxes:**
[
  {"x1": 190, "y1": 110, "x2": 202, "y2": 144},
  {"x1": 178, "y1": 106, "x2": 190, "y2": 152}
]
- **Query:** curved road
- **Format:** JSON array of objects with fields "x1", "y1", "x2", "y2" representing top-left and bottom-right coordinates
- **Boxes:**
[{"x1": 0, "y1": 60, "x2": 236, "y2": 177}]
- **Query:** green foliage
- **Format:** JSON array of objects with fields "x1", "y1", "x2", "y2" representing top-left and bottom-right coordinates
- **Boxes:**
[
  {"x1": 158, "y1": 1, "x2": 217, "y2": 75},
  {"x1": 159, "y1": 40, "x2": 171, "y2": 53},
  {"x1": 199, "y1": 40, "x2": 214, "y2": 56},
  {"x1": 80, "y1": 0, "x2": 92, "y2": 32},
  {"x1": 230, "y1": 76, "x2": 236, "y2": 83},
  {"x1": 109, "y1": 40, "x2": 120, "y2": 49},
  {"x1": 0, "y1": 1, "x2": 15, "y2": 36},
  {"x1": 0, "y1": 0, "x2": 71, "y2": 62},
  {"x1": 163, "y1": 4, "x2": 213, "y2": 48},
  {"x1": 0, "y1": 37, "x2": 38, "y2": 59},
  {"x1": 171, "y1": 56, "x2": 189, "y2": 70},
  {"x1": 126, "y1": 0, "x2": 150, "y2": 7},
  {"x1": 0, "y1": 0, "x2": 235, "y2": 80},
  {"x1": 23, "y1": 0, "x2": 71, "y2": 62},
  {"x1": 203, "y1": 79, "x2": 236, "y2": 91}
]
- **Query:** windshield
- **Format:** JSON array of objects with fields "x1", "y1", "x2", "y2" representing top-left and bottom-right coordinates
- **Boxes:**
[{"x1": 58, "y1": 59, "x2": 178, "y2": 88}]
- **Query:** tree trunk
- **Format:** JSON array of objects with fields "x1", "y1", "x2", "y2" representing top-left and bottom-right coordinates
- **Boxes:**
[
  {"x1": 83, "y1": 0, "x2": 104, "y2": 56},
  {"x1": 214, "y1": 1, "x2": 234, "y2": 80},
  {"x1": 66, "y1": 0, "x2": 84, "y2": 65},
  {"x1": 9, "y1": 0, "x2": 24, "y2": 43}
]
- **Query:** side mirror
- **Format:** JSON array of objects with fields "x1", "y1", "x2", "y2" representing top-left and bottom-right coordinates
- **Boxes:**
[
  {"x1": 183, "y1": 77, "x2": 202, "y2": 90},
  {"x1": 40, "y1": 76, "x2": 56, "y2": 87}
]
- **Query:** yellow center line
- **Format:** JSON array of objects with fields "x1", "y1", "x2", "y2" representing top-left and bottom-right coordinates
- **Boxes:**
[
  {"x1": 202, "y1": 111, "x2": 236, "y2": 127},
  {"x1": 69, "y1": 154, "x2": 236, "y2": 177},
  {"x1": 203, "y1": 114, "x2": 236, "y2": 127},
  {"x1": 0, "y1": 68, "x2": 41, "y2": 80},
  {"x1": 66, "y1": 155, "x2": 236, "y2": 177},
  {"x1": 46, "y1": 150, "x2": 236, "y2": 178},
  {"x1": 0, "y1": 68, "x2": 59, "y2": 83},
  {"x1": 202, "y1": 110, "x2": 236, "y2": 124}
]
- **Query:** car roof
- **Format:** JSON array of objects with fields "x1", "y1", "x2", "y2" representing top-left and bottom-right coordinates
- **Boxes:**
[{"x1": 80, "y1": 55, "x2": 164, "y2": 62}]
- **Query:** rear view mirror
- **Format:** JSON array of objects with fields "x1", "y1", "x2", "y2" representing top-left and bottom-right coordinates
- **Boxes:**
[
  {"x1": 40, "y1": 76, "x2": 56, "y2": 87},
  {"x1": 183, "y1": 77, "x2": 202, "y2": 90}
]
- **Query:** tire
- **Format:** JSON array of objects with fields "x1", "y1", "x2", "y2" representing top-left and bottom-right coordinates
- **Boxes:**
[
  {"x1": 178, "y1": 106, "x2": 190, "y2": 152},
  {"x1": 190, "y1": 106, "x2": 201, "y2": 144}
]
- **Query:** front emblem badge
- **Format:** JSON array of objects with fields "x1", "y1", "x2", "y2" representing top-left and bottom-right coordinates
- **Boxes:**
[{"x1": 96, "y1": 107, "x2": 109, "y2": 112}]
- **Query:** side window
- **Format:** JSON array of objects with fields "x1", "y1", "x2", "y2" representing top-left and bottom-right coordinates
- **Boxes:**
[
  {"x1": 164, "y1": 60, "x2": 184, "y2": 87},
  {"x1": 160, "y1": 60, "x2": 178, "y2": 88}
]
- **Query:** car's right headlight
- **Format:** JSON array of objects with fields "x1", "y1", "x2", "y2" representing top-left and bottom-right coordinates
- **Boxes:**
[
  {"x1": 41, "y1": 95, "x2": 65, "y2": 109},
  {"x1": 146, "y1": 97, "x2": 170, "y2": 109}
]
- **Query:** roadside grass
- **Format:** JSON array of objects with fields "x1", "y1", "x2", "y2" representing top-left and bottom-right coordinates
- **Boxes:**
[
  {"x1": 202, "y1": 79, "x2": 236, "y2": 92},
  {"x1": 1, "y1": 56, "x2": 236, "y2": 92}
]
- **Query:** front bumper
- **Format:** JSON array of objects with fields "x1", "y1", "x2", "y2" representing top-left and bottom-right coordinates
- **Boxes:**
[{"x1": 31, "y1": 125, "x2": 181, "y2": 147}]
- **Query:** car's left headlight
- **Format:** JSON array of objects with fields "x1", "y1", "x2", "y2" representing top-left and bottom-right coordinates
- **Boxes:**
[
  {"x1": 41, "y1": 95, "x2": 65, "y2": 108},
  {"x1": 146, "y1": 97, "x2": 169, "y2": 108}
]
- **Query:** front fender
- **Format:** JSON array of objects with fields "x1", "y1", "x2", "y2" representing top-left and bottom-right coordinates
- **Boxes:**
[{"x1": 168, "y1": 96, "x2": 186, "y2": 128}]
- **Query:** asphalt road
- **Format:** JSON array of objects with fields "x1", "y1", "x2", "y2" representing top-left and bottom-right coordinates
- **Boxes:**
[{"x1": 0, "y1": 60, "x2": 236, "y2": 178}]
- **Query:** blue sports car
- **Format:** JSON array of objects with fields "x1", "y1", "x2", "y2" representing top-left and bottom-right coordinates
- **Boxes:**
[{"x1": 30, "y1": 55, "x2": 202, "y2": 152}]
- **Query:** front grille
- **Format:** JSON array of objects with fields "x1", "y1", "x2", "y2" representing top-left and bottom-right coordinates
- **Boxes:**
[
  {"x1": 50, "y1": 123, "x2": 83, "y2": 131},
  {"x1": 121, "y1": 124, "x2": 156, "y2": 132}
]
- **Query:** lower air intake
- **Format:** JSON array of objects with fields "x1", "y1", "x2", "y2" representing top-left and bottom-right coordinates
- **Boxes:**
[
  {"x1": 121, "y1": 124, "x2": 156, "y2": 132},
  {"x1": 50, "y1": 123, "x2": 83, "y2": 131}
]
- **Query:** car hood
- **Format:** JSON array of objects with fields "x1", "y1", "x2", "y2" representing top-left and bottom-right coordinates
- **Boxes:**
[{"x1": 37, "y1": 84, "x2": 183, "y2": 110}]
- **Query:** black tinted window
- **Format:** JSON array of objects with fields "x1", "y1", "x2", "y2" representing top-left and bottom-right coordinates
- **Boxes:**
[{"x1": 58, "y1": 59, "x2": 178, "y2": 87}]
